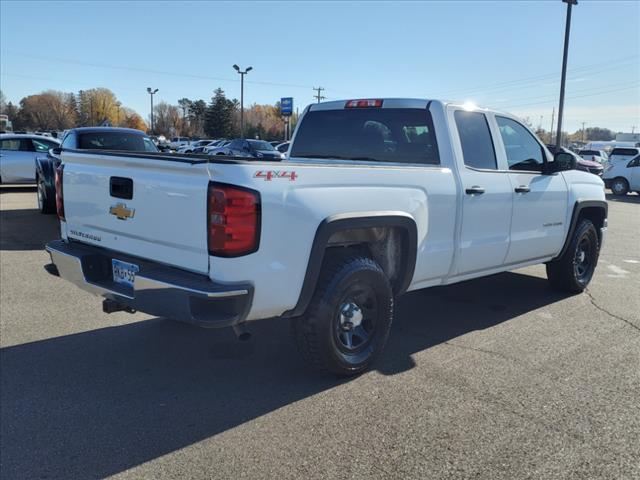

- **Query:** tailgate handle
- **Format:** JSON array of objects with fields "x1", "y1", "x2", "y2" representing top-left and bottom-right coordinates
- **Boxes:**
[{"x1": 110, "y1": 177, "x2": 133, "y2": 200}]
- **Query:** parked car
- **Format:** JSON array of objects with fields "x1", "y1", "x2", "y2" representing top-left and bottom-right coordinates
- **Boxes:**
[
  {"x1": 150, "y1": 135, "x2": 171, "y2": 152},
  {"x1": 214, "y1": 138, "x2": 281, "y2": 160},
  {"x1": 35, "y1": 127, "x2": 158, "y2": 214},
  {"x1": 604, "y1": 154, "x2": 640, "y2": 195},
  {"x1": 546, "y1": 144, "x2": 603, "y2": 177},
  {"x1": 168, "y1": 136, "x2": 192, "y2": 150},
  {"x1": 45, "y1": 98, "x2": 607, "y2": 376},
  {"x1": 0, "y1": 133, "x2": 60, "y2": 184},
  {"x1": 275, "y1": 141, "x2": 290, "y2": 153},
  {"x1": 608, "y1": 147, "x2": 640, "y2": 165},
  {"x1": 578, "y1": 149, "x2": 608, "y2": 165},
  {"x1": 203, "y1": 140, "x2": 230, "y2": 154},
  {"x1": 269, "y1": 141, "x2": 282, "y2": 148},
  {"x1": 176, "y1": 139, "x2": 214, "y2": 154}
]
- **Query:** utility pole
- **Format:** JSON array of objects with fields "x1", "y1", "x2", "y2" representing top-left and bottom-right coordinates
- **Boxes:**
[
  {"x1": 233, "y1": 64, "x2": 253, "y2": 139},
  {"x1": 581, "y1": 121, "x2": 586, "y2": 142},
  {"x1": 632, "y1": 125, "x2": 636, "y2": 134},
  {"x1": 555, "y1": 0, "x2": 578, "y2": 149},
  {"x1": 147, "y1": 87, "x2": 158, "y2": 134},
  {"x1": 538, "y1": 115, "x2": 543, "y2": 132},
  {"x1": 313, "y1": 87, "x2": 325, "y2": 103},
  {"x1": 549, "y1": 107, "x2": 555, "y2": 145}
]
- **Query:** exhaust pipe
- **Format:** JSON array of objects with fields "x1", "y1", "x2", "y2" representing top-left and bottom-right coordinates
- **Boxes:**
[{"x1": 232, "y1": 323, "x2": 252, "y2": 341}]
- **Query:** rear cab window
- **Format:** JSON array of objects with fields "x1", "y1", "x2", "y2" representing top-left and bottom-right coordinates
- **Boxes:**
[
  {"x1": 78, "y1": 132, "x2": 158, "y2": 152},
  {"x1": 611, "y1": 148, "x2": 639, "y2": 157},
  {"x1": 454, "y1": 110, "x2": 497, "y2": 170},
  {"x1": 290, "y1": 107, "x2": 439, "y2": 165}
]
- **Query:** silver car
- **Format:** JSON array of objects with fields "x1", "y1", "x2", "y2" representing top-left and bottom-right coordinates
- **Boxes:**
[{"x1": 0, "y1": 134, "x2": 61, "y2": 183}]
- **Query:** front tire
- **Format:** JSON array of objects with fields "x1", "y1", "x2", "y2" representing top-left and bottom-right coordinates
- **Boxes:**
[
  {"x1": 292, "y1": 254, "x2": 393, "y2": 376},
  {"x1": 610, "y1": 177, "x2": 629, "y2": 196},
  {"x1": 546, "y1": 219, "x2": 599, "y2": 293}
]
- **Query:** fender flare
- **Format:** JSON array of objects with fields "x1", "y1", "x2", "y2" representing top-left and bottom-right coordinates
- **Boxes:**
[
  {"x1": 283, "y1": 212, "x2": 418, "y2": 318},
  {"x1": 555, "y1": 200, "x2": 608, "y2": 260}
]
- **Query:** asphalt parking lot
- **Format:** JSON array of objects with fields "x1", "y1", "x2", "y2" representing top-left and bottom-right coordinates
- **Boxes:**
[{"x1": 1, "y1": 186, "x2": 638, "y2": 480}]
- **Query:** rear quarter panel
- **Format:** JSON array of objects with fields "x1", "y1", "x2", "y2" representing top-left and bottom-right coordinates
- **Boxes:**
[{"x1": 208, "y1": 162, "x2": 457, "y2": 320}]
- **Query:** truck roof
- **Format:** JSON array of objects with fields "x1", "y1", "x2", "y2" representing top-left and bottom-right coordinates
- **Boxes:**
[{"x1": 308, "y1": 98, "x2": 503, "y2": 115}]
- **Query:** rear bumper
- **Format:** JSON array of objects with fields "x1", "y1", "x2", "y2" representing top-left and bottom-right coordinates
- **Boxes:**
[{"x1": 45, "y1": 240, "x2": 253, "y2": 328}]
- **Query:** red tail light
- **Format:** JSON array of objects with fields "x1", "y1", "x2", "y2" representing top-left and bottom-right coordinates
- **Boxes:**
[
  {"x1": 208, "y1": 182, "x2": 260, "y2": 257},
  {"x1": 345, "y1": 99, "x2": 383, "y2": 108},
  {"x1": 55, "y1": 164, "x2": 65, "y2": 221}
]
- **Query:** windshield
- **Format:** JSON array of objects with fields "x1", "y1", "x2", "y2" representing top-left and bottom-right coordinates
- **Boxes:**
[
  {"x1": 290, "y1": 108, "x2": 439, "y2": 164},
  {"x1": 248, "y1": 140, "x2": 275, "y2": 151},
  {"x1": 78, "y1": 132, "x2": 159, "y2": 152}
]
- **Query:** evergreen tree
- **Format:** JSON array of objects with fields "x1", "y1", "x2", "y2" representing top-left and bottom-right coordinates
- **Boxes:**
[{"x1": 204, "y1": 88, "x2": 235, "y2": 138}]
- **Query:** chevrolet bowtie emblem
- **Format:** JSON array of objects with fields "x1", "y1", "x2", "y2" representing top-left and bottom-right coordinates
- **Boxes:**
[{"x1": 109, "y1": 203, "x2": 135, "y2": 220}]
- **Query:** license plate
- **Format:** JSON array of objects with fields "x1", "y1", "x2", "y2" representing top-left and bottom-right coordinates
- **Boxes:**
[{"x1": 112, "y1": 259, "x2": 139, "y2": 288}]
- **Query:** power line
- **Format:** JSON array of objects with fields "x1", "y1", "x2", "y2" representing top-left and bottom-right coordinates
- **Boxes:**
[
  {"x1": 502, "y1": 85, "x2": 638, "y2": 109},
  {"x1": 313, "y1": 87, "x2": 326, "y2": 103},
  {"x1": 431, "y1": 55, "x2": 638, "y2": 98}
]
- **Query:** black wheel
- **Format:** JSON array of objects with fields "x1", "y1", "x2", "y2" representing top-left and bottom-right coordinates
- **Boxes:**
[
  {"x1": 292, "y1": 254, "x2": 393, "y2": 376},
  {"x1": 36, "y1": 172, "x2": 55, "y2": 214},
  {"x1": 610, "y1": 177, "x2": 629, "y2": 196},
  {"x1": 546, "y1": 219, "x2": 599, "y2": 293}
]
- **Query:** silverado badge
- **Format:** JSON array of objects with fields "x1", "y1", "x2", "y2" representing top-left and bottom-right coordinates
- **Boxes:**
[{"x1": 109, "y1": 203, "x2": 135, "y2": 220}]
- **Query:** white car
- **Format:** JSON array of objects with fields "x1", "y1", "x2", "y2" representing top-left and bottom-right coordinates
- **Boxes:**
[
  {"x1": 176, "y1": 140, "x2": 215, "y2": 154},
  {"x1": 168, "y1": 136, "x2": 192, "y2": 150},
  {"x1": 45, "y1": 98, "x2": 607, "y2": 376},
  {"x1": 0, "y1": 134, "x2": 60, "y2": 183},
  {"x1": 608, "y1": 147, "x2": 640, "y2": 166},
  {"x1": 604, "y1": 154, "x2": 640, "y2": 195},
  {"x1": 578, "y1": 149, "x2": 608, "y2": 165}
]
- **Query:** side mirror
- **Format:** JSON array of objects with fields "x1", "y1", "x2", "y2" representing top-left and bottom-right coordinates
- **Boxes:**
[
  {"x1": 550, "y1": 152, "x2": 576, "y2": 172},
  {"x1": 49, "y1": 147, "x2": 62, "y2": 159}
]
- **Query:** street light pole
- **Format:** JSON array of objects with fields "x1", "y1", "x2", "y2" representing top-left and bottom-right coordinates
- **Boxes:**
[
  {"x1": 555, "y1": 0, "x2": 578, "y2": 149},
  {"x1": 147, "y1": 87, "x2": 158, "y2": 134},
  {"x1": 233, "y1": 64, "x2": 252, "y2": 139}
]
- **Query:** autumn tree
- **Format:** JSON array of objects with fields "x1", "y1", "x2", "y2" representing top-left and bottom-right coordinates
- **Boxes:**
[
  {"x1": 16, "y1": 91, "x2": 77, "y2": 130},
  {"x1": 151, "y1": 101, "x2": 182, "y2": 136}
]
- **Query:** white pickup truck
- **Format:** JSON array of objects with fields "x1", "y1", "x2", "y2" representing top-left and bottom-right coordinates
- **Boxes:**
[{"x1": 45, "y1": 99, "x2": 607, "y2": 376}]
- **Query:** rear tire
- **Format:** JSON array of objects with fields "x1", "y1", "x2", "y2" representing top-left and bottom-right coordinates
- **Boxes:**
[
  {"x1": 610, "y1": 177, "x2": 629, "y2": 196},
  {"x1": 291, "y1": 254, "x2": 393, "y2": 377},
  {"x1": 546, "y1": 219, "x2": 599, "y2": 293},
  {"x1": 37, "y1": 172, "x2": 55, "y2": 214}
]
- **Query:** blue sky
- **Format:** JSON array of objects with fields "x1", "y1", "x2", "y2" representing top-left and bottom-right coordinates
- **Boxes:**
[{"x1": 1, "y1": 0, "x2": 638, "y2": 132}]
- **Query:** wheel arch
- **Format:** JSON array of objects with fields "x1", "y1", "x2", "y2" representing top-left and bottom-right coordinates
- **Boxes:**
[
  {"x1": 555, "y1": 200, "x2": 607, "y2": 260},
  {"x1": 283, "y1": 212, "x2": 418, "y2": 318}
]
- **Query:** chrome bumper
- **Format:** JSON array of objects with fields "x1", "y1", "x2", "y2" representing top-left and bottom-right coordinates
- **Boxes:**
[{"x1": 45, "y1": 240, "x2": 253, "y2": 328}]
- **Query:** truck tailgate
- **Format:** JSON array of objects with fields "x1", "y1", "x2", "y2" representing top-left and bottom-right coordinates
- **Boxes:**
[{"x1": 61, "y1": 151, "x2": 211, "y2": 274}]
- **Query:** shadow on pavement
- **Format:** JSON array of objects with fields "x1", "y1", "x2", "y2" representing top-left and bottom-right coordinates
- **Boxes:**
[
  {"x1": 605, "y1": 193, "x2": 640, "y2": 204},
  {"x1": 0, "y1": 271, "x2": 567, "y2": 479},
  {"x1": 0, "y1": 208, "x2": 59, "y2": 250}
]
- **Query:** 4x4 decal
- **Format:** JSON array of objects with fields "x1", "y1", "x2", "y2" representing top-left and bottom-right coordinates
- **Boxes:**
[{"x1": 254, "y1": 170, "x2": 298, "y2": 181}]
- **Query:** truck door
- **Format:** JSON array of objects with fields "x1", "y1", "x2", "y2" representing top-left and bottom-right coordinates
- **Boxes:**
[
  {"x1": 452, "y1": 109, "x2": 513, "y2": 275},
  {"x1": 493, "y1": 116, "x2": 568, "y2": 263}
]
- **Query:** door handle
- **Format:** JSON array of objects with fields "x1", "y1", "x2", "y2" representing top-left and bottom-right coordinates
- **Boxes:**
[
  {"x1": 465, "y1": 186, "x2": 485, "y2": 195},
  {"x1": 515, "y1": 185, "x2": 531, "y2": 193}
]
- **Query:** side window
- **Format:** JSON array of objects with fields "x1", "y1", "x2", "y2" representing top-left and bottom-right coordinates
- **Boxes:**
[
  {"x1": 229, "y1": 140, "x2": 241, "y2": 150},
  {"x1": 1, "y1": 139, "x2": 21, "y2": 150},
  {"x1": 454, "y1": 111, "x2": 497, "y2": 170},
  {"x1": 32, "y1": 139, "x2": 56, "y2": 152},
  {"x1": 627, "y1": 156, "x2": 640, "y2": 168},
  {"x1": 61, "y1": 133, "x2": 76, "y2": 149},
  {"x1": 496, "y1": 116, "x2": 545, "y2": 172}
]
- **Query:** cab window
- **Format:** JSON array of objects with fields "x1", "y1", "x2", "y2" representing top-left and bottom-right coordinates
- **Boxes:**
[
  {"x1": 1, "y1": 138, "x2": 34, "y2": 151},
  {"x1": 454, "y1": 110, "x2": 497, "y2": 170},
  {"x1": 496, "y1": 116, "x2": 545, "y2": 172}
]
